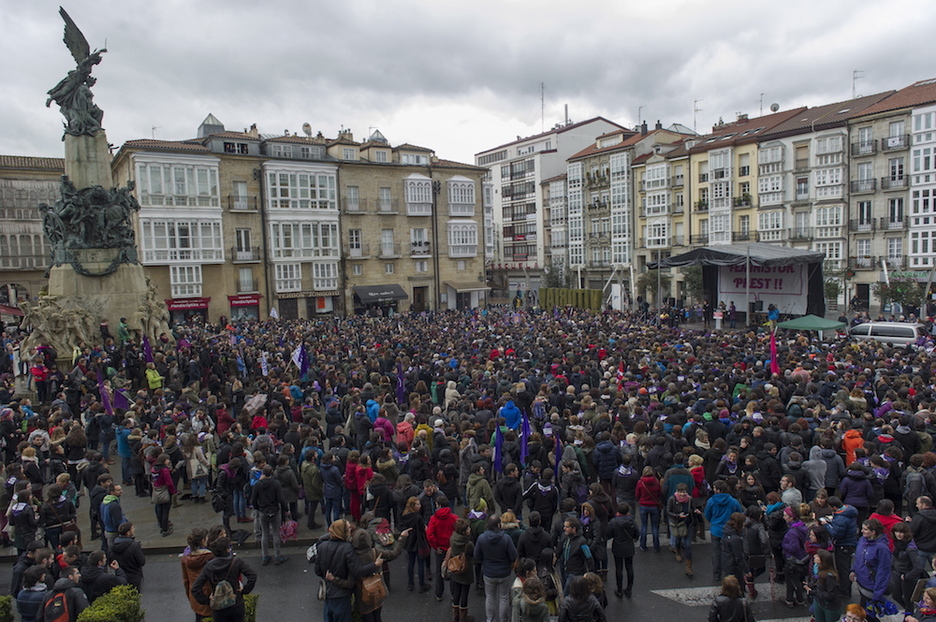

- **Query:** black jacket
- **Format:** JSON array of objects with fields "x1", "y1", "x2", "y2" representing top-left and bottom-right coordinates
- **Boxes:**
[
  {"x1": 494, "y1": 476, "x2": 524, "y2": 515},
  {"x1": 39, "y1": 577, "x2": 89, "y2": 621},
  {"x1": 192, "y1": 554, "x2": 257, "y2": 606},
  {"x1": 79, "y1": 563, "x2": 127, "y2": 603},
  {"x1": 313, "y1": 537, "x2": 379, "y2": 598},
  {"x1": 708, "y1": 595, "x2": 755, "y2": 622},
  {"x1": 110, "y1": 536, "x2": 146, "y2": 588},
  {"x1": 608, "y1": 514, "x2": 638, "y2": 558},
  {"x1": 517, "y1": 525, "x2": 551, "y2": 563},
  {"x1": 250, "y1": 477, "x2": 286, "y2": 515}
]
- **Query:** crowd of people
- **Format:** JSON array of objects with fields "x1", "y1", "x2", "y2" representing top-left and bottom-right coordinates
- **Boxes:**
[{"x1": 1, "y1": 305, "x2": 936, "y2": 622}]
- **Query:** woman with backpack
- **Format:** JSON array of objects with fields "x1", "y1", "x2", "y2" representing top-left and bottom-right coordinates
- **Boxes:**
[{"x1": 191, "y1": 537, "x2": 257, "y2": 622}]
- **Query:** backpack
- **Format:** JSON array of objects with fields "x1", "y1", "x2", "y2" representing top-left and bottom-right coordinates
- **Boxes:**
[
  {"x1": 210, "y1": 558, "x2": 238, "y2": 610},
  {"x1": 905, "y1": 470, "x2": 929, "y2": 501},
  {"x1": 572, "y1": 483, "x2": 588, "y2": 504},
  {"x1": 44, "y1": 591, "x2": 70, "y2": 622}
]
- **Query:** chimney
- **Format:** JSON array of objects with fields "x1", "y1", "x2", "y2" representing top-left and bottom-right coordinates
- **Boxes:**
[
  {"x1": 737, "y1": 113, "x2": 748, "y2": 122},
  {"x1": 655, "y1": 120, "x2": 663, "y2": 130},
  {"x1": 248, "y1": 123, "x2": 259, "y2": 138},
  {"x1": 641, "y1": 121, "x2": 648, "y2": 135}
]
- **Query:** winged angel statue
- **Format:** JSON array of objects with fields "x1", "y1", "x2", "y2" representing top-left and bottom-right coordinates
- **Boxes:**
[{"x1": 45, "y1": 7, "x2": 107, "y2": 138}]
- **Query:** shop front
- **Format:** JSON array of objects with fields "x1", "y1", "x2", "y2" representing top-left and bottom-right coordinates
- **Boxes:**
[
  {"x1": 352, "y1": 284, "x2": 408, "y2": 316},
  {"x1": 444, "y1": 281, "x2": 490, "y2": 310},
  {"x1": 228, "y1": 293, "x2": 262, "y2": 321},
  {"x1": 165, "y1": 297, "x2": 210, "y2": 324}
]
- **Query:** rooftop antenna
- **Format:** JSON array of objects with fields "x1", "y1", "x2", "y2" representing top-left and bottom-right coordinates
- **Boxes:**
[
  {"x1": 637, "y1": 106, "x2": 644, "y2": 127},
  {"x1": 151, "y1": 126, "x2": 161, "y2": 139},
  {"x1": 853, "y1": 70, "x2": 865, "y2": 99},
  {"x1": 759, "y1": 93, "x2": 764, "y2": 116},
  {"x1": 541, "y1": 82, "x2": 545, "y2": 133},
  {"x1": 693, "y1": 99, "x2": 704, "y2": 133}
]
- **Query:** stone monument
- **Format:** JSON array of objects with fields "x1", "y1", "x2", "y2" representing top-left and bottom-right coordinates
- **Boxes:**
[{"x1": 23, "y1": 8, "x2": 171, "y2": 356}]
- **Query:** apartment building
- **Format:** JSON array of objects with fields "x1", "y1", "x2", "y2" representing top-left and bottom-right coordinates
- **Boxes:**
[
  {"x1": 475, "y1": 117, "x2": 625, "y2": 301},
  {"x1": 0, "y1": 156, "x2": 61, "y2": 314}
]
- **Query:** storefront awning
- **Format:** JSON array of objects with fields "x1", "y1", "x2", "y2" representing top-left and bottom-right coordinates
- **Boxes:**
[
  {"x1": 0, "y1": 304, "x2": 24, "y2": 317},
  {"x1": 353, "y1": 284, "x2": 408, "y2": 303},
  {"x1": 165, "y1": 297, "x2": 210, "y2": 311},
  {"x1": 444, "y1": 281, "x2": 491, "y2": 293}
]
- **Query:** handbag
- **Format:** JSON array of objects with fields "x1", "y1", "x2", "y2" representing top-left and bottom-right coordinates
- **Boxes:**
[
  {"x1": 49, "y1": 502, "x2": 80, "y2": 539},
  {"x1": 281, "y1": 517, "x2": 299, "y2": 542},
  {"x1": 359, "y1": 572, "x2": 387, "y2": 609},
  {"x1": 672, "y1": 522, "x2": 688, "y2": 538},
  {"x1": 317, "y1": 579, "x2": 327, "y2": 601},
  {"x1": 151, "y1": 485, "x2": 170, "y2": 505},
  {"x1": 190, "y1": 458, "x2": 208, "y2": 479}
]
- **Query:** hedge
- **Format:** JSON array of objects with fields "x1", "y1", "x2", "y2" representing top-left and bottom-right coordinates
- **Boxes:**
[
  {"x1": 0, "y1": 595, "x2": 11, "y2": 622},
  {"x1": 202, "y1": 593, "x2": 259, "y2": 622},
  {"x1": 76, "y1": 585, "x2": 144, "y2": 622}
]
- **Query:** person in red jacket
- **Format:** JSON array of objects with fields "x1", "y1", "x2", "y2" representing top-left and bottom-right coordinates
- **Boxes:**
[
  {"x1": 635, "y1": 466, "x2": 663, "y2": 552},
  {"x1": 427, "y1": 502, "x2": 458, "y2": 602}
]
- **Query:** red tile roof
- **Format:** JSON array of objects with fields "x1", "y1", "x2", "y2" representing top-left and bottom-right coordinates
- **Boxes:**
[
  {"x1": 394, "y1": 143, "x2": 435, "y2": 153},
  {"x1": 541, "y1": 172, "x2": 568, "y2": 184},
  {"x1": 432, "y1": 158, "x2": 486, "y2": 171},
  {"x1": 857, "y1": 79, "x2": 936, "y2": 117},
  {"x1": 205, "y1": 131, "x2": 260, "y2": 140},
  {"x1": 268, "y1": 134, "x2": 329, "y2": 145},
  {"x1": 761, "y1": 92, "x2": 894, "y2": 137},
  {"x1": 687, "y1": 107, "x2": 805, "y2": 152},
  {"x1": 122, "y1": 139, "x2": 210, "y2": 151},
  {"x1": 567, "y1": 128, "x2": 679, "y2": 160},
  {"x1": 0, "y1": 155, "x2": 65, "y2": 170}
]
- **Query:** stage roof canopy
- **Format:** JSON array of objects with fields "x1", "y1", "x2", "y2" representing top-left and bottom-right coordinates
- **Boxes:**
[{"x1": 650, "y1": 243, "x2": 825, "y2": 269}]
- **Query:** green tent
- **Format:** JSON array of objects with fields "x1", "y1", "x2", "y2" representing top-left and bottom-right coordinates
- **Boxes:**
[{"x1": 776, "y1": 314, "x2": 846, "y2": 331}]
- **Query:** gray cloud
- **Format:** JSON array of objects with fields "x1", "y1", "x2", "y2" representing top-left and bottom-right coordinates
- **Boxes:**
[{"x1": 3, "y1": 0, "x2": 936, "y2": 164}]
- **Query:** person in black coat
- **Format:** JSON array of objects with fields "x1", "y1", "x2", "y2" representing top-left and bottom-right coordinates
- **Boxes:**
[
  {"x1": 109, "y1": 521, "x2": 146, "y2": 589},
  {"x1": 495, "y1": 464, "x2": 524, "y2": 518},
  {"x1": 79, "y1": 550, "x2": 128, "y2": 603},
  {"x1": 192, "y1": 537, "x2": 258, "y2": 621},
  {"x1": 518, "y1": 511, "x2": 551, "y2": 563},
  {"x1": 708, "y1": 575, "x2": 755, "y2": 622},
  {"x1": 608, "y1": 505, "x2": 637, "y2": 598}
]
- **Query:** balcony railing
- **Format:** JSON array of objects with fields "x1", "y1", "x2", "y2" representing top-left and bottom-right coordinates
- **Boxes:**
[
  {"x1": 848, "y1": 256, "x2": 878, "y2": 270},
  {"x1": 795, "y1": 191, "x2": 810, "y2": 202},
  {"x1": 227, "y1": 195, "x2": 258, "y2": 211},
  {"x1": 690, "y1": 234, "x2": 709, "y2": 245},
  {"x1": 449, "y1": 244, "x2": 477, "y2": 257},
  {"x1": 342, "y1": 197, "x2": 365, "y2": 213},
  {"x1": 449, "y1": 203, "x2": 474, "y2": 216},
  {"x1": 848, "y1": 219, "x2": 875, "y2": 232},
  {"x1": 376, "y1": 198, "x2": 399, "y2": 213},
  {"x1": 410, "y1": 242, "x2": 432, "y2": 256},
  {"x1": 881, "y1": 134, "x2": 910, "y2": 151},
  {"x1": 588, "y1": 259, "x2": 611, "y2": 268},
  {"x1": 406, "y1": 202, "x2": 432, "y2": 216},
  {"x1": 756, "y1": 230, "x2": 785, "y2": 243},
  {"x1": 789, "y1": 228, "x2": 813, "y2": 241},
  {"x1": 850, "y1": 179, "x2": 876, "y2": 193},
  {"x1": 378, "y1": 243, "x2": 402, "y2": 258},
  {"x1": 231, "y1": 246, "x2": 261, "y2": 262},
  {"x1": 880, "y1": 216, "x2": 907, "y2": 230},
  {"x1": 733, "y1": 196, "x2": 753, "y2": 207},
  {"x1": 851, "y1": 140, "x2": 877, "y2": 156},
  {"x1": 347, "y1": 243, "x2": 370, "y2": 258},
  {"x1": 882, "y1": 255, "x2": 907, "y2": 269},
  {"x1": 794, "y1": 158, "x2": 810, "y2": 171},
  {"x1": 694, "y1": 201, "x2": 709, "y2": 212},
  {"x1": 671, "y1": 175, "x2": 684, "y2": 187},
  {"x1": 881, "y1": 176, "x2": 907, "y2": 190},
  {"x1": 732, "y1": 231, "x2": 752, "y2": 242}
]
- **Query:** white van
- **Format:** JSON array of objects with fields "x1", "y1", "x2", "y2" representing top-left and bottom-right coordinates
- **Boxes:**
[{"x1": 848, "y1": 322, "x2": 926, "y2": 346}]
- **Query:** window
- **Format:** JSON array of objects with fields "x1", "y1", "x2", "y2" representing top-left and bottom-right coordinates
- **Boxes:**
[
  {"x1": 913, "y1": 189, "x2": 934, "y2": 215},
  {"x1": 645, "y1": 219, "x2": 669, "y2": 248},
  {"x1": 342, "y1": 148, "x2": 356, "y2": 161},
  {"x1": 890, "y1": 120, "x2": 906, "y2": 137},
  {"x1": 299, "y1": 146, "x2": 322, "y2": 159},
  {"x1": 644, "y1": 164, "x2": 668, "y2": 189},
  {"x1": 758, "y1": 175, "x2": 783, "y2": 206},
  {"x1": 448, "y1": 223, "x2": 478, "y2": 257},
  {"x1": 739, "y1": 215, "x2": 750, "y2": 234},
  {"x1": 223, "y1": 142, "x2": 249, "y2": 154},
  {"x1": 405, "y1": 177, "x2": 432, "y2": 215},
  {"x1": 267, "y1": 170, "x2": 337, "y2": 209},
  {"x1": 348, "y1": 229, "x2": 362, "y2": 257},
  {"x1": 231, "y1": 180, "x2": 250, "y2": 210},
  {"x1": 815, "y1": 206, "x2": 842, "y2": 237},
  {"x1": 384, "y1": 263, "x2": 394, "y2": 275},
  {"x1": 889, "y1": 157, "x2": 905, "y2": 179},
  {"x1": 378, "y1": 187, "x2": 393, "y2": 212},
  {"x1": 271, "y1": 144, "x2": 292, "y2": 158},
  {"x1": 140, "y1": 219, "x2": 223, "y2": 263},
  {"x1": 270, "y1": 222, "x2": 339, "y2": 258},
  {"x1": 855, "y1": 127, "x2": 874, "y2": 154},
  {"x1": 796, "y1": 177, "x2": 809, "y2": 200},
  {"x1": 352, "y1": 264, "x2": 363, "y2": 276},
  {"x1": 887, "y1": 237, "x2": 903, "y2": 260},
  {"x1": 816, "y1": 136, "x2": 843, "y2": 154},
  {"x1": 415, "y1": 260, "x2": 428, "y2": 273},
  {"x1": 645, "y1": 191, "x2": 668, "y2": 216},
  {"x1": 857, "y1": 201, "x2": 873, "y2": 228},
  {"x1": 698, "y1": 161, "x2": 709, "y2": 183},
  {"x1": 346, "y1": 186, "x2": 360, "y2": 211},
  {"x1": 739, "y1": 153, "x2": 751, "y2": 177},
  {"x1": 709, "y1": 213, "x2": 730, "y2": 243},
  {"x1": 814, "y1": 241, "x2": 842, "y2": 265},
  {"x1": 448, "y1": 180, "x2": 476, "y2": 215},
  {"x1": 758, "y1": 147, "x2": 782, "y2": 164},
  {"x1": 274, "y1": 263, "x2": 301, "y2": 292},
  {"x1": 313, "y1": 262, "x2": 338, "y2": 290},
  {"x1": 889, "y1": 197, "x2": 905, "y2": 223},
  {"x1": 815, "y1": 167, "x2": 843, "y2": 198},
  {"x1": 238, "y1": 267, "x2": 255, "y2": 292},
  {"x1": 857, "y1": 162, "x2": 873, "y2": 181},
  {"x1": 381, "y1": 229, "x2": 395, "y2": 257},
  {"x1": 411, "y1": 228, "x2": 429, "y2": 254},
  {"x1": 170, "y1": 265, "x2": 202, "y2": 297},
  {"x1": 401, "y1": 153, "x2": 429, "y2": 165},
  {"x1": 856, "y1": 238, "x2": 871, "y2": 259},
  {"x1": 135, "y1": 161, "x2": 220, "y2": 207},
  {"x1": 758, "y1": 211, "x2": 783, "y2": 241}
]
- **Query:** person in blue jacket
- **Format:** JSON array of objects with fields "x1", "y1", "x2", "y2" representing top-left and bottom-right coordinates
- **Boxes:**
[
  {"x1": 704, "y1": 480, "x2": 743, "y2": 582},
  {"x1": 499, "y1": 401, "x2": 521, "y2": 431},
  {"x1": 824, "y1": 497, "x2": 858, "y2": 599},
  {"x1": 850, "y1": 519, "x2": 893, "y2": 620},
  {"x1": 320, "y1": 453, "x2": 345, "y2": 526}
]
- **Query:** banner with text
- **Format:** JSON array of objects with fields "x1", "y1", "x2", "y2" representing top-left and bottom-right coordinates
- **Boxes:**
[{"x1": 717, "y1": 264, "x2": 807, "y2": 315}]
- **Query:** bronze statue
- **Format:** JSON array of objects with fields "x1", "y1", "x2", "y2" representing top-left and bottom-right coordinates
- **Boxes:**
[{"x1": 46, "y1": 7, "x2": 106, "y2": 138}]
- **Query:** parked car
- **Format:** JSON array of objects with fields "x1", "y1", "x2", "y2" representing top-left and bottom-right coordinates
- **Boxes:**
[{"x1": 848, "y1": 321, "x2": 926, "y2": 346}]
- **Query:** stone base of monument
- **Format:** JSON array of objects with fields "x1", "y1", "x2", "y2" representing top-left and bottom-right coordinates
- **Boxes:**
[
  {"x1": 64, "y1": 131, "x2": 113, "y2": 190},
  {"x1": 48, "y1": 258, "x2": 148, "y2": 325}
]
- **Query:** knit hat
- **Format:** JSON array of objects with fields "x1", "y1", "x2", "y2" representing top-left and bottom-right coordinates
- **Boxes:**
[{"x1": 783, "y1": 506, "x2": 798, "y2": 520}]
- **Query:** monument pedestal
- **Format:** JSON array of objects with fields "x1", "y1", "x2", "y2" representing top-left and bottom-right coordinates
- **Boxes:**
[
  {"x1": 64, "y1": 131, "x2": 114, "y2": 190},
  {"x1": 47, "y1": 257, "x2": 148, "y2": 325}
]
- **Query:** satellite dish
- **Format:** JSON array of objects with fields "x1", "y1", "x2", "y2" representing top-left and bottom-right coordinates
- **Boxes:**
[
  {"x1": 302, "y1": 123, "x2": 312, "y2": 137},
  {"x1": 770, "y1": 103, "x2": 780, "y2": 112}
]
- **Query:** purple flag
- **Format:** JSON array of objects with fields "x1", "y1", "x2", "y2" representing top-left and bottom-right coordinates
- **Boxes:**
[
  {"x1": 554, "y1": 435, "x2": 562, "y2": 477},
  {"x1": 113, "y1": 389, "x2": 130, "y2": 411},
  {"x1": 142, "y1": 336, "x2": 154, "y2": 363},
  {"x1": 494, "y1": 423, "x2": 504, "y2": 474},
  {"x1": 520, "y1": 412, "x2": 530, "y2": 465},
  {"x1": 299, "y1": 344, "x2": 309, "y2": 378},
  {"x1": 97, "y1": 375, "x2": 114, "y2": 416},
  {"x1": 396, "y1": 362, "x2": 406, "y2": 405}
]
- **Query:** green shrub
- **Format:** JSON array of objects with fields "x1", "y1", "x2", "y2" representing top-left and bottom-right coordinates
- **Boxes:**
[
  {"x1": 76, "y1": 585, "x2": 144, "y2": 622},
  {"x1": 0, "y1": 595, "x2": 12, "y2": 622},
  {"x1": 202, "y1": 593, "x2": 259, "y2": 622}
]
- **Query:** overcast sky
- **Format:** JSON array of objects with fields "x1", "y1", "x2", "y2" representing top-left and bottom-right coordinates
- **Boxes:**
[{"x1": 3, "y1": 0, "x2": 936, "y2": 166}]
